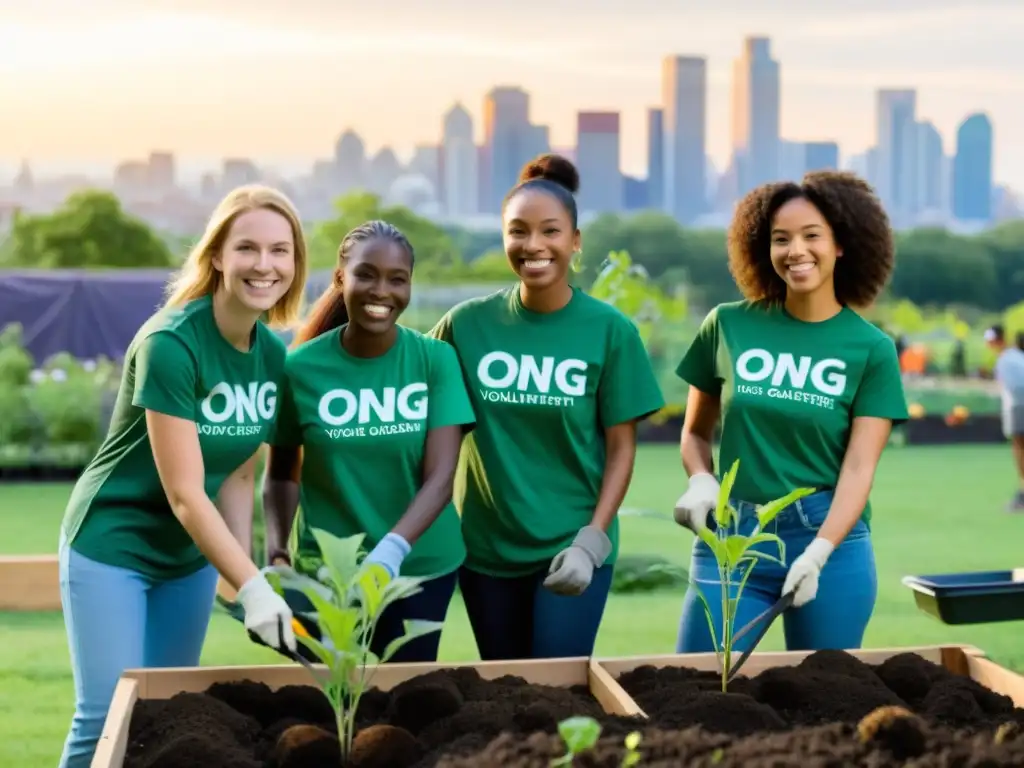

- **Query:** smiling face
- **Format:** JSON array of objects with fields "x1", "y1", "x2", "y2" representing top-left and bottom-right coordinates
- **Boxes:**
[
  {"x1": 769, "y1": 196, "x2": 842, "y2": 299},
  {"x1": 502, "y1": 188, "x2": 581, "y2": 292},
  {"x1": 341, "y1": 237, "x2": 412, "y2": 335},
  {"x1": 213, "y1": 207, "x2": 296, "y2": 315}
]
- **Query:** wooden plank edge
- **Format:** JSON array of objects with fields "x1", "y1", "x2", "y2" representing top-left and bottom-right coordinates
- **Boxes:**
[
  {"x1": 91, "y1": 677, "x2": 139, "y2": 768},
  {"x1": 966, "y1": 655, "x2": 1024, "y2": 707},
  {"x1": 587, "y1": 659, "x2": 647, "y2": 718},
  {"x1": 594, "y1": 644, "x2": 981, "y2": 677}
]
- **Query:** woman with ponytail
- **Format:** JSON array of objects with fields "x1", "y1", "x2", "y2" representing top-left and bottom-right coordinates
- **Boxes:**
[
  {"x1": 261, "y1": 220, "x2": 475, "y2": 663},
  {"x1": 429, "y1": 155, "x2": 665, "y2": 660}
]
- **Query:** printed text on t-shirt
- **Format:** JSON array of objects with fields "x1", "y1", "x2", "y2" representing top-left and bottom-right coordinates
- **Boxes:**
[
  {"x1": 476, "y1": 352, "x2": 588, "y2": 407},
  {"x1": 734, "y1": 349, "x2": 847, "y2": 409},
  {"x1": 316, "y1": 383, "x2": 427, "y2": 439}
]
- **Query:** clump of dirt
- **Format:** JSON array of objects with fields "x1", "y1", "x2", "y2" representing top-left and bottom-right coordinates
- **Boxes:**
[{"x1": 124, "y1": 667, "x2": 644, "y2": 768}]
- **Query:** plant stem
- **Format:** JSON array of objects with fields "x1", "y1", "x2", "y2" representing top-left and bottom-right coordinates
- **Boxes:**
[{"x1": 720, "y1": 556, "x2": 730, "y2": 693}]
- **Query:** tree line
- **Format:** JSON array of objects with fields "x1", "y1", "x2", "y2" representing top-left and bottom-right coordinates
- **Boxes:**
[{"x1": 2, "y1": 188, "x2": 1023, "y2": 312}]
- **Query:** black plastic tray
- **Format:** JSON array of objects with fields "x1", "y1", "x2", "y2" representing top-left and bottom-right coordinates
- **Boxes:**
[{"x1": 902, "y1": 570, "x2": 1024, "y2": 625}]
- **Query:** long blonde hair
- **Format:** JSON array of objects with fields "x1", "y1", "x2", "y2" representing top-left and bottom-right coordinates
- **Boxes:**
[{"x1": 164, "y1": 184, "x2": 308, "y2": 328}]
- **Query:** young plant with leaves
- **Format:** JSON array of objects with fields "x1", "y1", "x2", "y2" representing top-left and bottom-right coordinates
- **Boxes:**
[
  {"x1": 690, "y1": 459, "x2": 815, "y2": 692},
  {"x1": 264, "y1": 528, "x2": 443, "y2": 762},
  {"x1": 552, "y1": 716, "x2": 646, "y2": 767}
]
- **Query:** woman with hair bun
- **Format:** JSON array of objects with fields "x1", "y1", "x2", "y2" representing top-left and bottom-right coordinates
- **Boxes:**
[{"x1": 430, "y1": 154, "x2": 665, "y2": 660}]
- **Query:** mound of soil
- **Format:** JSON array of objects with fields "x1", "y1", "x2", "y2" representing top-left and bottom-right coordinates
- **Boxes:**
[
  {"x1": 120, "y1": 651, "x2": 1024, "y2": 767},
  {"x1": 122, "y1": 667, "x2": 644, "y2": 768},
  {"x1": 618, "y1": 649, "x2": 1024, "y2": 736}
]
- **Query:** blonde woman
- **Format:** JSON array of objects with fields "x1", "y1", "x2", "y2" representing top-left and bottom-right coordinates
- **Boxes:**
[{"x1": 57, "y1": 185, "x2": 308, "y2": 768}]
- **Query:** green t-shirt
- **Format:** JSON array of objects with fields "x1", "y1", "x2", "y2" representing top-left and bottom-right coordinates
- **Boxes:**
[
  {"x1": 274, "y1": 325, "x2": 474, "y2": 579},
  {"x1": 430, "y1": 286, "x2": 666, "y2": 577},
  {"x1": 675, "y1": 300, "x2": 908, "y2": 524},
  {"x1": 62, "y1": 295, "x2": 286, "y2": 580}
]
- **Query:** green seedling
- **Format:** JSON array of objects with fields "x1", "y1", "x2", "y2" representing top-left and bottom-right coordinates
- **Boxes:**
[
  {"x1": 551, "y1": 716, "x2": 602, "y2": 766},
  {"x1": 621, "y1": 730, "x2": 643, "y2": 767},
  {"x1": 265, "y1": 528, "x2": 443, "y2": 763},
  {"x1": 690, "y1": 459, "x2": 815, "y2": 692}
]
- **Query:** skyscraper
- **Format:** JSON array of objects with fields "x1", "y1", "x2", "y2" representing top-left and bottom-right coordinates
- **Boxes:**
[
  {"x1": 730, "y1": 37, "x2": 781, "y2": 194},
  {"x1": 441, "y1": 103, "x2": 478, "y2": 218},
  {"x1": 646, "y1": 108, "x2": 664, "y2": 211},
  {"x1": 661, "y1": 56, "x2": 707, "y2": 224},
  {"x1": 875, "y1": 89, "x2": 918, "y2": 221},
  {"x1": 575, "y1": 112, "x2": 623, "y2": 214},
  {"x1": 952, "y1": 113, "x2": 994, "y2": 222}
]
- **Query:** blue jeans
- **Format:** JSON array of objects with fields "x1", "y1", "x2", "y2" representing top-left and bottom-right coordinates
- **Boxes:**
[
  {"x1": 459, "y1": 564, "x2": 614, "y2": 660},
  {"x1": 58, "y1": 534, "x2": 218, "y2": 768},
  {"x1": 676, "y1": 490, "x2": 877, "y2": 653}
]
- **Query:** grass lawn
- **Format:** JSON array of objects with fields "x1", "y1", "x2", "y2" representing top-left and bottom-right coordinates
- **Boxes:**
[{"x1": 3, "y1": 443, "x2": 1024, "y2": 766}]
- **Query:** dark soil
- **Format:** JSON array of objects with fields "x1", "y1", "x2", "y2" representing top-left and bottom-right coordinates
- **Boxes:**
[
  {"x1": 122, "y1": 667, "x2": 644, "y2": 768},
  {"x1": 121, "y1": 651, "x2": 1024, "y2": 767}
]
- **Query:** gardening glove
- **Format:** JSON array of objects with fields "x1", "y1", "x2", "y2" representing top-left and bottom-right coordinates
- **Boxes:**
[
  {"x1": 237, "y1": 572, "x2": 297, "y2": 653},
  {"x1": 673, "y1": 473, "x2": 720, "y2": 533},
  {"x1": 782, "y1": 537, "x2": 835, "y2": 608},
  {"x1": 363, "y1": 532, "x2": 412, "y2": 579},
  {"x1": 543, "y1": 525, "x2": 612, "y2": 596}
]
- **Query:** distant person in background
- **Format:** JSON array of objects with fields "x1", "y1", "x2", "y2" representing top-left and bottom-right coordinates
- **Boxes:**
[
  {"x1": 951, "y1": 338, "x2": 967, "y2": 378},
  {"x1": 57, "y1": 185, "x2": 308, "y2": 768},
  {"x1": 430, "y1": 154, "x2": 665, "y2": 660},
  {"x1": 262, "y1": 220, "x2": 475, "y2": 663},
  {"x1": 673, "y1": 171, "x2": 907, "y2": 655},
  {"x1": 985, "y1": 324, "x2": 1024, "y2": 511}
]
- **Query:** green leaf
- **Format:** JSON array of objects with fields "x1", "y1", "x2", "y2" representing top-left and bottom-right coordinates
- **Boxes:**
[
  {"x1": 696, "y1": 526, "x2": 727, "y2": 561},
  {"x1": 755, "y1": 486, "x2": 817, "y2": 528},
  {"x1": 312, "y1": 528, "x2": 365, "y2": 592},
  {"x1": 379, "y1": 619, "x2": 444, "y2": 662},
  {"x1": 355, "y1": 563, "x2": 390, "y2": 615},
  {"x1": 715, "y1": 459, "x2": 739, "y2": 527},
  {"x1": 557, "y1": 715, "x2": 602, "y2": 754},
  {"x1": 302, "y1": 587, "x2": 361, "y2": 653},
  {"x1": 294, "y1": 636, "x2": 338, "y2": 683},
  {"x1": 746, "y1": 532, "x2": 786, "y2": 562},
  {"x1": 265, "y1": 564, "x2": 335, "y2": 603}
]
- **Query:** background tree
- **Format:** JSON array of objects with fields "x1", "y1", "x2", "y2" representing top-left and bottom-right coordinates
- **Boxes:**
[{"x1": 3, "y1": 190, "x2": 175, "y2": 269}]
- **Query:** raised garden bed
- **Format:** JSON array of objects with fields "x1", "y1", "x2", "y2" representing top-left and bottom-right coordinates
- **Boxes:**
[
  {"x1": 95, "y1": 645, "x2": 1024, "y2": 766},
  {"x1": 0, "y1": 554, "x2": 60, "y2": 610},
  {"x1": 93, "y1": 657, "x2": 644, "y2": 768},
  {"x1": 534, "y1": 645, "x2": 1024, "y2": 767}
]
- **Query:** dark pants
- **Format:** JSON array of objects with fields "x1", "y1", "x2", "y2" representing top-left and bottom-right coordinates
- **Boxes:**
[
  {"x1": 291, "y1": 569, "x2": 458, "y2": 663},
  {"x1": 458, "y1": 564, "x2": 614, "y2": 660},
  {"x1": 374, "y1": 570, "x2": 458, "y2": 662}
]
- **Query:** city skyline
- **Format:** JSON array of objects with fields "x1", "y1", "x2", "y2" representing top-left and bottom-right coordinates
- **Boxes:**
[{"x1": 1, "y1": 1, "x2": 1021, "y2": 188}]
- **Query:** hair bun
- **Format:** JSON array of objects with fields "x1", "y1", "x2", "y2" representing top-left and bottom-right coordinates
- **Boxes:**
[{"x1": 518, "y1": 154, "x2": 580, "y2": 195}]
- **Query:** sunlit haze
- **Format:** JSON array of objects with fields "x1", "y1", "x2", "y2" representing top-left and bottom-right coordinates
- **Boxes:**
[{"x1": 1, "y1": 0, "x2": 1022, "y2": 188}]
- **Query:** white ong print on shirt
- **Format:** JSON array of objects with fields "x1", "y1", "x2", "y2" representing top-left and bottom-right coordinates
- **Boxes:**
[
  {"x1": 317, "y1": 383, "x2": 428, "y2": 439},
  {"x1": 197, "y1": 381, "x2": 277, "y2": 437},
  {"x1": 734, "y1": 349, "x2": 848, "y2": 410},
  {"x1": 476, "y1": 351, "x2": 589, "y2": 407}
]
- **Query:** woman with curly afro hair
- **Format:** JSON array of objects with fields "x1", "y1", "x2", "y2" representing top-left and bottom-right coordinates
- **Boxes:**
[{"x1": 671, "y1": 171, "x2": 909, "y2": 654}]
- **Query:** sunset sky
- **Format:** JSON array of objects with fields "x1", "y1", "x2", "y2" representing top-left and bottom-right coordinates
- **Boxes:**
[{"x1": 1, "y1": 0, "x2": 1021, "y2": 188}]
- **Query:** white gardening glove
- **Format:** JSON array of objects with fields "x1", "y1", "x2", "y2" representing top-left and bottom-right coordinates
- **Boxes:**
[
  {"x1": 673, "y1": 473, "x2": 721, "y2": 533},
  {"x1": 237, "y1": 573, "x2": 297, "y2": 653},
  {"x1": 782, "y1": 537, "x2": 835, "y2": 608}
]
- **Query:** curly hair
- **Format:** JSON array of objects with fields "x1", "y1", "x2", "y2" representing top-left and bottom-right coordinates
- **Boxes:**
[{"x1": 726, "y1": 170, "x2": 894, "y2": 307}]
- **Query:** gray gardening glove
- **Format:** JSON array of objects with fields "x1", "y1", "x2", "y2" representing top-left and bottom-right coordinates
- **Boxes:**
[{"x1": 542, "y1": 525, "x2": 612, "y2": 596}]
